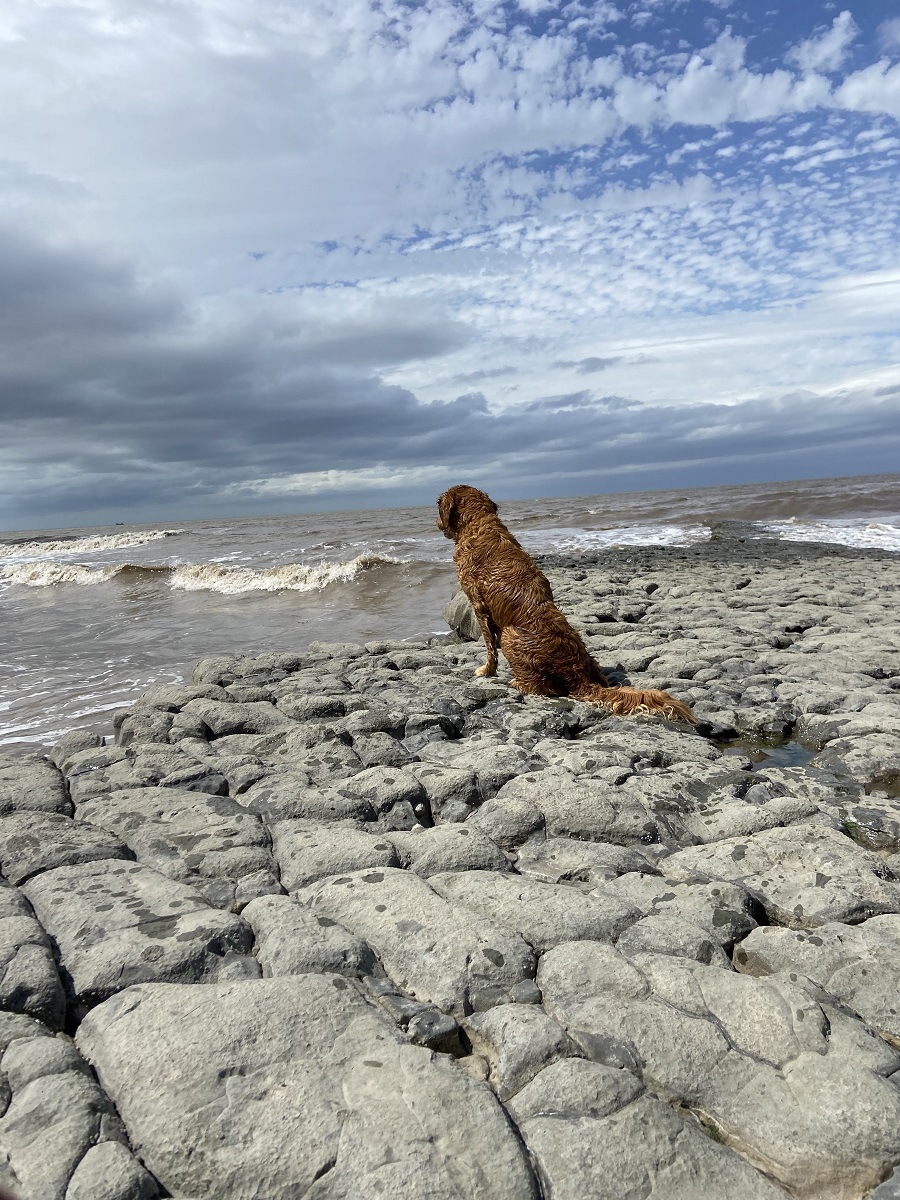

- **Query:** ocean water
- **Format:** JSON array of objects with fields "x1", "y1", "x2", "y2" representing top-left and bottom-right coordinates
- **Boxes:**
[{"x1": 2, "y1": 473, "x2": 898, "y2": 752}]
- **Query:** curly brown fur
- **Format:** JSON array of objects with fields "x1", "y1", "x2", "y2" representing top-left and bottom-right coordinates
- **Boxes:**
[{"x1": 437, "y1": 484, "x2": 695, "y2": 723}]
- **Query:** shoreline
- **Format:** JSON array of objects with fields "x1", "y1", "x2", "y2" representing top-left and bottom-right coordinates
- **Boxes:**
[{"x1": 1, "y1": 536, "x2": 900, "y2": 1198}]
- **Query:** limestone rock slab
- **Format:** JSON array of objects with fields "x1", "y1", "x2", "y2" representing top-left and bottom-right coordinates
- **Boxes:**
[
  {"x1": 23, "y1": 860, "x2": 255, "y2": 1012},
  {"x1": 463, "y1": 1004, "x2": 576, "y2": 1100},
  {"x1": 242, "y1": 894, "x2": 376, "y2": 978},
  {"x1": 271, "y1": 820, "x2": 398, "y2": 892},
  {"x1": 0, "y1": 1030, "x2": 128, "y2": 1200},
  {"x1": 592, "y1": 873, "x2": 758, "y2": 951},
  {"x1": 239, "y1": 774, "x2": 375, "y2": 823},
  {"x1": 538, "y1": 940, "x2": 900, "y2": 1200},
  {"x1": 308, "y1": 867, "x2": 535, "y2": 1014},
  {"x1": 507, "y1": 1058, "x2": 787, "y2": 1200},
  {"x1": 495, "y1": 769, "x2": 682, "y2": 846},
  {"x1": 0, "y1": 886, "x2": 66, "y2": 1029},
  {"x1": 386, "y1": 826, "x2": 511, "y2": 877},
  {"x1": 430, "y1": 870, "x2": 638, "y2": 952},
  {"x1": 515, "y1": 838, "x2": 650, "y2": 886},
  {"x1": 661, "y1": 823, "x2": 900, "y2": 928},
  {"x1": 76, "y1": 976, "x2": 539, "y2": 1200},
  {"x1": 0, "y1": 753, "x2": 71, "y2": 817},
  {"x1": 735, "y1": 916, "x2": 900, "y2": 1047},
  {"x1": 0, "y1": 810, "x2": 130, "y2": 885},
  {"x1": 77, "y1": 787, "x2": 277, "y2": 909},
  {"x1": 65, "y1": 1139, "x2": 160, "y2": 1200}
]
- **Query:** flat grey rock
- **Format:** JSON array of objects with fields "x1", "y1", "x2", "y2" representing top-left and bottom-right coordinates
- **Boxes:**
[
  {"x1": 467, "y1": 791, "x2": 546, "y2": 850},
  {"x1": 23, "y1": 860, "x2": 255, "y2": 1013},
  {"x1": 430, "y1": 870, "x2": 638, "y2": 952},
  {"x1": 386, "y1": 826, "x2": 511, "y2": 876},
  {"x1": 66, "y1": 1139, "x2": 161, "y2": 1200},
  {"x1": 239, "y1": 774, "x2": 376, "y2": 823},
  {"x1": 271, "y1": 820, "x2": 398, "y2": 892},
  {"x1": 419, "y1": 741, "x2": 541, "y2": 799},
  {"x1": 463, "y1": 1003, "x2": 576, "y2": 1100},
  {"x1": 495, "y1": 769, "x2": 680, "y2": 845},
  {"x1": 735, "y1": 916, "x2": 900, "y2": 1047},
  {"x1": 592, "y1": 873, "x2": 759, "y2": 950},
  {"x1": 76, "y1": 976, "x2": 539, "y2": 1200},
  {"x1": 48, "y1": 732, "x2": 103, "y2": 773},
  {"x1": 0, "y1": 888, "x2": 66, "y2": 1028},
  {"x1": 350, "y1": 731, "x2": 413, "y2": 768},
  {"x1": 0, "y1": 810, "x2": 130, "y2": 885},
  {"x1": 337, "y1": 764, "x2": 425, "y2": 814},
  {"x1": 182, "y1": 698, "x2": 294, "y2": 738},
  {"x1": 506, "y1": 1058, "x2": 787, "y2": 1200},
  {"x1": 0, "y1": 1030, "x2": 127, "y2": 1200},
  {"x1": 76, "y1": 787, "x2": 277, "y2": 909},
  {"x1": 0, "y1": 754, "x2": 71, "y2": 817},
  {"x1": 833, "y1": 795, "x2": 900, "y2": 853},
  {"x1": 308, "y1": 867, "x2": 536, "y2": 1014},
  {"x1": 614, "y1": 914, "x2": 732, "y2": 967},
  {"x1": 515, "y1": 838, "x2": 650, "y2": 885},
  {"x1": 408, "y1": 763, "x2": 479, "y2": 815},
  {"x1": 538, "y1": 940, "x2": 900, "y2": 1199},
  {"x1": 816, "y1": 732, "x2": 900, "y2": 790},
  {"x1": 683, "y1": 786, "x2": 823, "y2": 843},
  {"x1": 661, "y1": 822, "x2": 900, "y2": 928},
  {"x1": 241, "y1": 894, "x2": 376, "y2": 977}
]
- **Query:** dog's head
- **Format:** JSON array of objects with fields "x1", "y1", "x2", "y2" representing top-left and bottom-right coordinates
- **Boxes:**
[{"x1": 436, "y1": 485, "x2": 498, "y2": 540}]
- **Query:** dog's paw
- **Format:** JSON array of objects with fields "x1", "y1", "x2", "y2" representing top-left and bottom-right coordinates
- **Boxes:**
[{"x1": 474, "y1": 664, "x2": 496, "y2": 677}]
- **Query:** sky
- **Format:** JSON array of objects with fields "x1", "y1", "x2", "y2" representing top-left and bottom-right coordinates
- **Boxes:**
[{"x1": 1, "y1": 0, "x2": 900, "y2": 529}]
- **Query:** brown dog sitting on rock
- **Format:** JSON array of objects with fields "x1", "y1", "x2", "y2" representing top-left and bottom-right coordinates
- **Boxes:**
[{"x1": 437, "y1": 484, "x2": 694, "y2": 722}]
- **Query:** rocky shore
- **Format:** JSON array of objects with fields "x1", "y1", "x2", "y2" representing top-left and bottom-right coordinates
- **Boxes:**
[{"x1": 0, "y1": 534, "x2": 899, "y2": 1200}]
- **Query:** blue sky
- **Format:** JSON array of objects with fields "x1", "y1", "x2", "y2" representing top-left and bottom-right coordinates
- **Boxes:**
[{"x1": 1, "y1": 0, "x2": 899, "y2": 527}]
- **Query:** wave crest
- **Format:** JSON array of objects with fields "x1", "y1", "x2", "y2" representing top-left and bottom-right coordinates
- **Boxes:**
[
  {"x1": 1, "y1": 552, "x2": 403, "y2": 592},
  {"x1": 169, "y1": 553, "x2": 402, "y2": 594},
  {"x1": 0, "y1": 529, "x2": 184, "y2": 558},
  {"x1": 1, "y1": 562, "x2": 122, "y2": 586},
  {"x1": 763, "y1": 519, "x2": 900, "y2": 552}
]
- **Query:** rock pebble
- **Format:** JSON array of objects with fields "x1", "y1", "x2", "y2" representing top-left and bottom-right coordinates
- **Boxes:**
[{"x1": 0, "y1": 537, "x2": 898, "y2": 1197}]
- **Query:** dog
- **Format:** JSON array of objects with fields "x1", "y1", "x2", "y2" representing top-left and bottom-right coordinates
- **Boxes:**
[{"x1": 437, "y1": 484, "x2": 694, "y2": 722}]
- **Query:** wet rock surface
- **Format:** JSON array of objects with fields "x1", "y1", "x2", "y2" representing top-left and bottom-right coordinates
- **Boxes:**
[{"x1": 0, "y1": 538, "x2": 898, "y2": 1198}]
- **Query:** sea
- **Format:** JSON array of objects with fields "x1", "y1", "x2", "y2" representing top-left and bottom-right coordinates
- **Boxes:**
[{"x1": 2, "y1": 473, "x2": 899, "y2": 754}]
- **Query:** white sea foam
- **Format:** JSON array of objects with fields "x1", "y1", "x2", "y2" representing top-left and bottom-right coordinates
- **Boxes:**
[
  {"x1": 0, "y1": 529, "x2": 183, "y2": 558},
  {"x1": 519, "y1": 523, "x2": 711, "y2": 552},
  {"x1": 1, "y1": 562, "x2": 122, "y2": 587},
  {"x1": 169, "y1": 552, "x2": 403, "y2": 594},
  {"x1": 763, "y1": 518, "x2": 900, "y2": 552}
]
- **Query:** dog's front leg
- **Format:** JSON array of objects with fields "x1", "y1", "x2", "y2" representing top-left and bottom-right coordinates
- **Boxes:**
[{"x1": 472, "y1": 600, "x2": 499, "y2": 677}]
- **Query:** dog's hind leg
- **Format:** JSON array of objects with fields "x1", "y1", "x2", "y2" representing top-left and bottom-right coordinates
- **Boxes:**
[{"x1": 472, "y1": 599, "x2": 500, "y2": 677}]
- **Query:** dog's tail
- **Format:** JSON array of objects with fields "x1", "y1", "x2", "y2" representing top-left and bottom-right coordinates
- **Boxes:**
[{"x1": 571, "y1": 683, "x2": 696, "y2": 724}]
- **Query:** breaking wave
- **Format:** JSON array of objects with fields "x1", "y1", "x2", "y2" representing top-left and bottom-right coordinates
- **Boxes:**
[
  {"x1": 519, "y1": 523, "x2": 711, "y2": 552},
  {"x1": 0, "y1": 562, "x2": 124, "y2": 586},
  {"x1": 169, "y1": 553, "x2": 403, "y2": 593},
  {"x1": 0, "y1": 529, "x2": 184, "y2": 558},
  {"x1": 1, "y1": 552, "x2": 404, "y2": 592},
  {"x1": 762, "y1": 518, "x2": 900, "y2": 552}
]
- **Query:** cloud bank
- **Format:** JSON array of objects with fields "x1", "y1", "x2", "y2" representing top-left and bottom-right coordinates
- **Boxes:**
[{"x1": 0, "y1": 1, "x2": 898, "y2": 526}]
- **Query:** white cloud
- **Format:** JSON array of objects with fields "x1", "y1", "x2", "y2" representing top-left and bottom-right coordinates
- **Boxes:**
[
  {"x1": 230, "y1": 464, "x2": 454, "y2": 496},
  {"x1": 1, "y1": 1, "x2": 899, "y2": 523},
  {"x1": 787, "y1": 10, "x2": 859, "y2": 74},
  {"x1": 835, "y1": 60, "x2": 900, "y2": 119},
  {"x1": 878, "y1": 17, "x2": 900, "y2": 52}
]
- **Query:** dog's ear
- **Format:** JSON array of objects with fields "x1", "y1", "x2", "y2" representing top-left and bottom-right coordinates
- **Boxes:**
[{"x1": 437, "y1": 490, "x2": 459, "y2": 535}]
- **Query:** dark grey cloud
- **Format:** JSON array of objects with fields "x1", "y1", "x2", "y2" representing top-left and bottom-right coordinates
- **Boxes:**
[
  {"x1": 448, "y1": 367, "x2": 517, "y2": 385},
  {"x1": 553, "y1": 356, "x2": 623, "y2": 374},
  {"x1": 2, "y1": 224, "x2": 899, "y2": 528}
]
